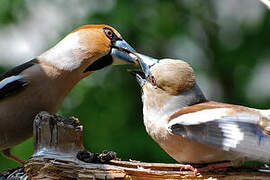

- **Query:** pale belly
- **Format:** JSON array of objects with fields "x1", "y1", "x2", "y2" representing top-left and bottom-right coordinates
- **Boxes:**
[
  {"x1": 158, "y1": 133, "x2": 240, "y2": 164},
  {"x1": 144, "y1": 119, "x2": 241, "y2": 164}
]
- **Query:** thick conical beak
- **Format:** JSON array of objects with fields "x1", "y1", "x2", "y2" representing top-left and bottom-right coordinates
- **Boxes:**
[
  {"x1": 111, "y1": 40, "x2": 137, "y2": 64},
  {"x1": 129, "y1": 53, "x2": 158, "y2": 78},
  {"x1": 129, "y1": 53, "x2": 158, "y2": 87},
  {"x1": 129, "y1": 69, "x2": 146, "y2": 87}
]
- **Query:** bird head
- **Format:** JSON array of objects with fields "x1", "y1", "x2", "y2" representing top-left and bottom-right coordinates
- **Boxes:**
[
  {"x1": 130, "y1": 54, "x2": 201, "y2": 110},
  {"x1": 39, "y1": 24, "x2": 138, "y2": 76},
  {"x1": 143, "y1": 59, "x2": 195, "y2": 95},
  {"x1": 131, "y1": 55, "x2": 195, "y2": 95}
]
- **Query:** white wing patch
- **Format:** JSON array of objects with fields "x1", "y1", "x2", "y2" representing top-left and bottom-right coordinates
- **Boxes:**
[
  {"x1": 168, "y1": 111, "x2": 270, "y2": 161},
  {"x1": 218, "y1": 122, "x2": 244, "y2": 150},
  {"x1": 0, "y1": 75, "x2": 23, "y2": 89},
  {"x1": 168, "y1": 108, "x2": 231, "y2": 127}
]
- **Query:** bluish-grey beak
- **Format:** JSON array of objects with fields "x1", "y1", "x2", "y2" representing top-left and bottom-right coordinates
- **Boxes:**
[
  {"x1": 129, "y1": 53, "x2": 158, "y2": 87},
  {"x1": 111, "y1": 40, "x2": 137, "y2": 64},
  {"x1": 130, "y1": 53, "x2": 158, "y2": 78}
]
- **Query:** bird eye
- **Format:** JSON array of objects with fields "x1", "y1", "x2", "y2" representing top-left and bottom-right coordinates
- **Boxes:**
[
  {"x1": 104, "y1": 28, "x2": 114, "y2": 39},
  {"x1": 149, "y1": 75, "x2": 157, "y2": 87}
]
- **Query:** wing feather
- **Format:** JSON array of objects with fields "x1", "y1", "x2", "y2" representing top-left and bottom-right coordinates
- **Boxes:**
[
  {"x1": 0, "y1": 59, "x2": 37, "y2": 99},
  {"x1": 0, "y1": 75, "x2": 28, "y2": 99},
  {"x1": 168, "y1": 111, "x2": 270, "y2": 161}
]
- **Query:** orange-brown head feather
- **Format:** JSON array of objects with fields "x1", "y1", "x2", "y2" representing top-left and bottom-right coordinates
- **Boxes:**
[
  {"x1": 39, "y1": 24, "x2": 135, "y2": 76},
  {"x1": 72, "y1": 24, "x2": 122, "y2": 38},
  {"x1": 76, "y1": 27, "x2": 111, "y2": 63}
]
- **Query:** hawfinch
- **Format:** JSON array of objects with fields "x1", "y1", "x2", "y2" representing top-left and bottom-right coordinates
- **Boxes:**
[
  {"x1": 131, "y1": 55, "x2": 270, "y2": 169},
  {"x1": 0, "y1": 24, "x2": 138, "y2": 164}
]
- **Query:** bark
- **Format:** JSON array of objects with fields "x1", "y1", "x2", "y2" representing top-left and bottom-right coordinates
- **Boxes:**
[{"x1": 23, "y1": 112, "x2": 270, "y2": 180}]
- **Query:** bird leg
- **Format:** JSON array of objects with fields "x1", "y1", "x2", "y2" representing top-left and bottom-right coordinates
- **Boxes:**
[
  {"x1": 197, "y1": 161, "x2": 233, "y2": 172},
  {"x1": 2, "y1": 149, "x2": 25, "y2": 165},
  {"x1": 179, "y1": 161, "x2": 233, "y2": 174}
]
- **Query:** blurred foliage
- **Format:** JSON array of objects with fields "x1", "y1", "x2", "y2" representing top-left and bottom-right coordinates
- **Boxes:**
[
  {"x1": 0, "y1": 0, "x2": 27, "y2": 25},
  {"x1": 0, "y1": 0, "x2": 270, "y2": 170}
]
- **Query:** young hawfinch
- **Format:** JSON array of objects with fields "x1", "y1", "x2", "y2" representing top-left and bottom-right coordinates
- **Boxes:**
[
  {"x1": 0, "y1": 24, "x2": 138, "y2": 164},
  {"x1": 131, "y1": 55, "x2": 270, "y2": 169}
]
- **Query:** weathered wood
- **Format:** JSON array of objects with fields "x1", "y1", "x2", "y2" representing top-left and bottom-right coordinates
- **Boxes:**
[
  {"x1": 33, "y1": 111, "x2": 84, "y2": 158},
  {"x1": 24, "y1": 112, "x2": 270, "y2": 179}
]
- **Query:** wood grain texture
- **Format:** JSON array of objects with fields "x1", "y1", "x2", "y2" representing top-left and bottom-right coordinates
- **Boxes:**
[{"x1": 24, "y1": 112, "x2": 270, "y2": 180}]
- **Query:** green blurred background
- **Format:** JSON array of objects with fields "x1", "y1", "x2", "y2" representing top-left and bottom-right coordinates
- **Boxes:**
[{"x1": 0, "y1": 0, "x2": 270, "y2": 170}]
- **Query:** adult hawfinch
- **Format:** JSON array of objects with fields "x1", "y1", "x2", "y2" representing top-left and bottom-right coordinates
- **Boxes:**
[{"x1": 0, "y1": 24, "x2": 137, "y2": 164}]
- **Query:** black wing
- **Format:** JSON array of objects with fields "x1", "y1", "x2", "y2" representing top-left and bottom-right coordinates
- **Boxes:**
[{"x1": 0, "y1": 59, "x2": 38, "y2": 99}]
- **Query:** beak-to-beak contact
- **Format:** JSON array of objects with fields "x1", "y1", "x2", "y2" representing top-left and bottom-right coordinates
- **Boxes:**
[
  {"x1": 111, "y1": 40, "x2": 137, "y2": 64},
  {"x1": 128, "y1": 53, "x2": 158, "y2": 87},
  {"x1": 129, "y1": 53, "x2": 158, "y2": 78},
  {"x1": 111, "y1": 40, "x2": 158, "y2": 77},
  {"x1": 84, "y1": 39, "x2": 157, "y2": 73},
  {"x1": 110, "y1": 39, "x2": 158, "y2": 86}
]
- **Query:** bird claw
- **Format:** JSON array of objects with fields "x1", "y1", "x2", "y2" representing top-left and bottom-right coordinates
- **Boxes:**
[
  {"x1": 179, "y1": 161, "x2": 233, "y2": 176},
  {"x1": 180, "y1": 164, "x2": 199, "y2": 176}
]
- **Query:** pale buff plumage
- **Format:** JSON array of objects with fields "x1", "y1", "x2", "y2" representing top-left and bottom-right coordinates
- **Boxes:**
[{"x1": 134, "y1": 58, "x2": 270, "y2": 166}]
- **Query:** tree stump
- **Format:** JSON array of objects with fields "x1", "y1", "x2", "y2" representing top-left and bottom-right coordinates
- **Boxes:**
[{"x1": 23, "y1": 112, "x2": 270, "y2": 179}]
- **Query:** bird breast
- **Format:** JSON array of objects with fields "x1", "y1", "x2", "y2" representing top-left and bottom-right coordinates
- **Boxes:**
[{"x1": 143, "y1": 106, "x2": 170, "y2": 143}]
